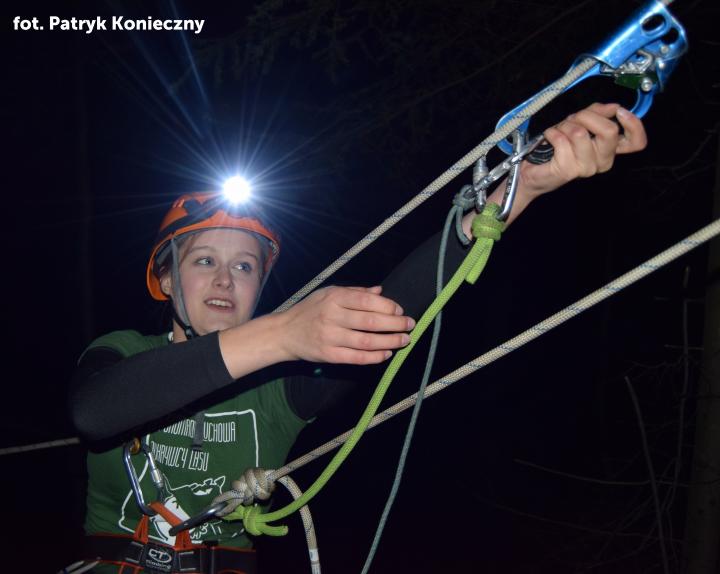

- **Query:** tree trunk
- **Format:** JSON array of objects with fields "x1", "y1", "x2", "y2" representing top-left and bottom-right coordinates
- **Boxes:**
[{"x1": 684, "y1": 133, "x2": 720, "y2": 573}]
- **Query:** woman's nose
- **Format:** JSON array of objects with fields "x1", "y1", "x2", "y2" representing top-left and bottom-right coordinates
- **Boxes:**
[{"x1": 214, "y1": 266, "x2": 234, "y2": 288}]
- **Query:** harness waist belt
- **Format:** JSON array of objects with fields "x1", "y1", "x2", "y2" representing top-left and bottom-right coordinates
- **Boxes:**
[{"x1": 82, "y1": 535, "x2": 257, "y2": 574}]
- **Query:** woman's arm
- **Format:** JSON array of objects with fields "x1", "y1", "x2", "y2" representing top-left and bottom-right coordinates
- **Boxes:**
[
  {"x1": 461, "y1": 103, "x2": 648, "y2": 236},
  {"x1": 70, "y1": 332, "x2": 234, "y2": 442},
  {"x1": 71, "y1": 103, "x2": 647, "y2": 442}
]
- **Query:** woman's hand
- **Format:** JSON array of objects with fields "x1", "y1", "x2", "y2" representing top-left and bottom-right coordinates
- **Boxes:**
[
  {"x1": 470, "y1": 102, "x2": 649, "y2": 233},
  {"x1": 519, "y1": 102, "x2": 648, "y2": 199},
  {"x1": 277, "y1": 285, "x2": 415, "y2": 365}
]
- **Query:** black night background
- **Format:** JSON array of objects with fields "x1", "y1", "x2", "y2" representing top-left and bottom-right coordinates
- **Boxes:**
[{"x1": 4, "y1": 0, "x2": 720, "y2": 572}]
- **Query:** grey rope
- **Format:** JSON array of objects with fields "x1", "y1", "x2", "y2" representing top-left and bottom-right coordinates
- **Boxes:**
[
  {"x1": 274, "y1": 58, "x2": 597, "y2": 312},
  {"x1": 361, "y1": 205, "x2": 462, "y2": 573}
]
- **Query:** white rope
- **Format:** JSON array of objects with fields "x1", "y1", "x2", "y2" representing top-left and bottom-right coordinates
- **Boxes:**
[
  {"x1": 0, "y1": 437, "x2": 80, "y2": 456},
  {"x1": 267, "y1": 217, "x2": 720, "y2": 481},
  {"x1": 274, "y1": 58, "x2": 598, "y2": 312},
  {"x1": 57, "y1": 560, "x2": 99, "y2": 574},
  {"x1": 212, "y1": 467, "x2": 275, "y2": 515},
  {"x1": 277, "y1": 476, "x2": 321, "y2": 574},
  {"x1": 211, "y1": 469, "x2": 321, "y2": 573}
]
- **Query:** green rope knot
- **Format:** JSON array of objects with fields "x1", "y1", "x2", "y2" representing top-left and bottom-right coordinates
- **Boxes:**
[
  {"x1": 471, "y1": 204, "x2": 504, "y2": 241},
  {"x1": 222, "y1": 504, "x2": 289, "y2": 537},
  {"x1": 465, "y1": 204, "x2": 504, "y2": 285}
]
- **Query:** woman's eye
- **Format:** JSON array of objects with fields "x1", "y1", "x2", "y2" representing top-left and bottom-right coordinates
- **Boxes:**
[
  {"x1": 235, "y1": 262, "x2": 253, "y2": 273},
  {"x1": 196, "y1": 257, "x2": 213, "y2": 265}
]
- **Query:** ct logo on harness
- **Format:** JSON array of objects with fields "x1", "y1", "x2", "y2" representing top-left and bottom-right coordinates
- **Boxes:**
[
  {"x1": 148, "y1": 547, "x2": 173, "y2": 564},
  {"x1": 142, "y1": 543, "x2": 175, "y2": 572}
]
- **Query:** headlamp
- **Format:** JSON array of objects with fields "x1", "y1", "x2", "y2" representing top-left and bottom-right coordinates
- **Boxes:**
[{"x1": 222, "y1": 176, "x2": 251, "y2": 204}]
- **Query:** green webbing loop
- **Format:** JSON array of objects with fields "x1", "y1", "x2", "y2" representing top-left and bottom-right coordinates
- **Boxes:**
[
  {"x1": 224, "y1": 203, "x2": 504, "y2": 534},
  {"x1": 224, "y1": 504, "x2": 288, "y2": 537}
]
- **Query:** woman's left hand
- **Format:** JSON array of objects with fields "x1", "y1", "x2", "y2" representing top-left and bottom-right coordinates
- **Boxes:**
[{"x1": 518, "y1": 102, "x2": 648, "y2": 199}]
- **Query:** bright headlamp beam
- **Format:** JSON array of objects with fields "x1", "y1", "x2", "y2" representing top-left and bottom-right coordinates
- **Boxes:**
[{"x1": 223, "y1": 176, "x2": 251, "y2": 204}]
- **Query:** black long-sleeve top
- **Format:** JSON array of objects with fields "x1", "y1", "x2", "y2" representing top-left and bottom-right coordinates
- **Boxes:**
[{"x1": 69, "y1": 229, "x2": 470, "y2": 444}]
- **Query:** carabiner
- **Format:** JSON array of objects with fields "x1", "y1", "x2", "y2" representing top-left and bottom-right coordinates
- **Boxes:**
[
  {"x1": 122, "y1": 438, "x2": 167, "y2": 517},
  {"x1": 168, "y1": 501, "x2": 229, "y2": 536},
  {"x1": 473, "y1": 131, "x2": 543, "y2": 220}
]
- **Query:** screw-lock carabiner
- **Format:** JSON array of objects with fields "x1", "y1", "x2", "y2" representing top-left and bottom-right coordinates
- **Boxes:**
[{"x1": 122, "y1": 437, "x2": 168, "y2": 517}]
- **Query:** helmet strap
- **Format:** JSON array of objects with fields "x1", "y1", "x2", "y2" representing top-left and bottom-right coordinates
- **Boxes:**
[
  {"x1": 249, "y1": 236, "x2": 274, "y2": 318},
  {"x1": 170, "y1": 238, "x2": 198, "y2": 340}
]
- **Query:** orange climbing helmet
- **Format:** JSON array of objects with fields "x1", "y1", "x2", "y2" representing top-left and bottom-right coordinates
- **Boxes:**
[{"x1": 146, "y1": 191, "x2": 280, "y2": 301}]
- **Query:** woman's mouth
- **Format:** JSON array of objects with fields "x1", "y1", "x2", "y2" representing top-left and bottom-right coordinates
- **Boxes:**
[{"x1": 205, "y1": 298, "x2": 235, "y2": 312}]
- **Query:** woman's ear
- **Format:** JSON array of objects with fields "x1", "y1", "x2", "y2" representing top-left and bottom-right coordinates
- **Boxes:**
[{"x1": 160, "y1": 275, "x2": 172, "y2": 296}]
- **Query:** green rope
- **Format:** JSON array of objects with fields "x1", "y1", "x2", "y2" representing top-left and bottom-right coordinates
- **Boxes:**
[{"x1": 223, "y1": 203, "x2": 504, "y2": 536}]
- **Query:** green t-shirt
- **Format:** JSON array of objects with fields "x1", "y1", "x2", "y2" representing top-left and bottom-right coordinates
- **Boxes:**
[{"x1": 83, "y1": 330, "x2": 307, "y2": 559}]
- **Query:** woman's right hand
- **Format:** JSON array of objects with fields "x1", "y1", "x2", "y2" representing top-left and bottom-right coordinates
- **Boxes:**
[{"x1": 277, "y1": 285, "x2": 415, "y2": 365}]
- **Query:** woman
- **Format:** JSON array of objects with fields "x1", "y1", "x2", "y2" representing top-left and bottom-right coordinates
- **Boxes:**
[{"x1": 69, "y1": 103, "x2": 647, "y2": 573}]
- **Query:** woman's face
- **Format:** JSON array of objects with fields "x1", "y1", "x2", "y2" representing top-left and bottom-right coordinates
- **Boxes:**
[{"x1": 161, "y1": 228, "x2": 264, "y2": 339}]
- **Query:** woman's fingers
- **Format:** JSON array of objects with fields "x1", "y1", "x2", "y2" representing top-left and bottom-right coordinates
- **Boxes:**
[
  {"x1": 615, "y1": 106, "x2": 648, "y2": 154},
  {"x1": 337, "y1": 307, "x2": 415, "y2": 333},
  {"x1": 553, "y1": 118, "x2": 598, "y2": 177},
  {"x1": 570, "y1": 105, "x2": 622, "y2": 171},
  {"x1": 336, "y1": 328, "x2": 411, "y2": 352},
  {"x1": 330, "y1": 347, "x2": 394, "y2": 365},
  {"x1": 327, "y1": 285, "x2": 405, "y2": 316},
  {"x1": 280, "y1": 285, "x2": 415, "y2": 365},
  {"x1": 313, "y1": 322, "x2": 411, "y2": 365},
  {"x1": 541, "y1": 102, "x2": 646, "y2": 183}
]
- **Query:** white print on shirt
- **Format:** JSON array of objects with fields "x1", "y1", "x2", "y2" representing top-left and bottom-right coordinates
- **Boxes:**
[
  {"x1": 150, "y1": 476, "x2": 230, "y2": 544},
  {"x1": 162, "y1": 419, "x2": 238, "y2": 443},
  {"x1": 117, "y1": 410, "x2": 259, "y2": 541}
]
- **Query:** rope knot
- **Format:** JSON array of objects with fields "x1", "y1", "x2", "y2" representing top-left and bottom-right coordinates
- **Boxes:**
[
  {"x1": 232, "y1": 467, "x2": 275, "y2": 501},
  {"x1": 471, "y1": 204, "x2": 504, "y2": 241},
  {"x1": 211, "y1": 467, "x2": 275, "y2": 517},
  {"x1": 453, "y1": 185, "x2": 477, "y2": 211}
]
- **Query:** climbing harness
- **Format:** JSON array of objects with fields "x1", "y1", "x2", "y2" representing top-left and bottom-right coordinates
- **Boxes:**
[
  {"x1": 76, "y1": 438, "x2": 259, "y2": 573},
  {"x1": 79, "y1": 502, "x2": 258, "y2": 574}
]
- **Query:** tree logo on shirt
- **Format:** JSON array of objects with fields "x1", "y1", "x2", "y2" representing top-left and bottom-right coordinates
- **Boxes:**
[{"x1": 149, "y1": 475, "x2": 228, "y2": 543}]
